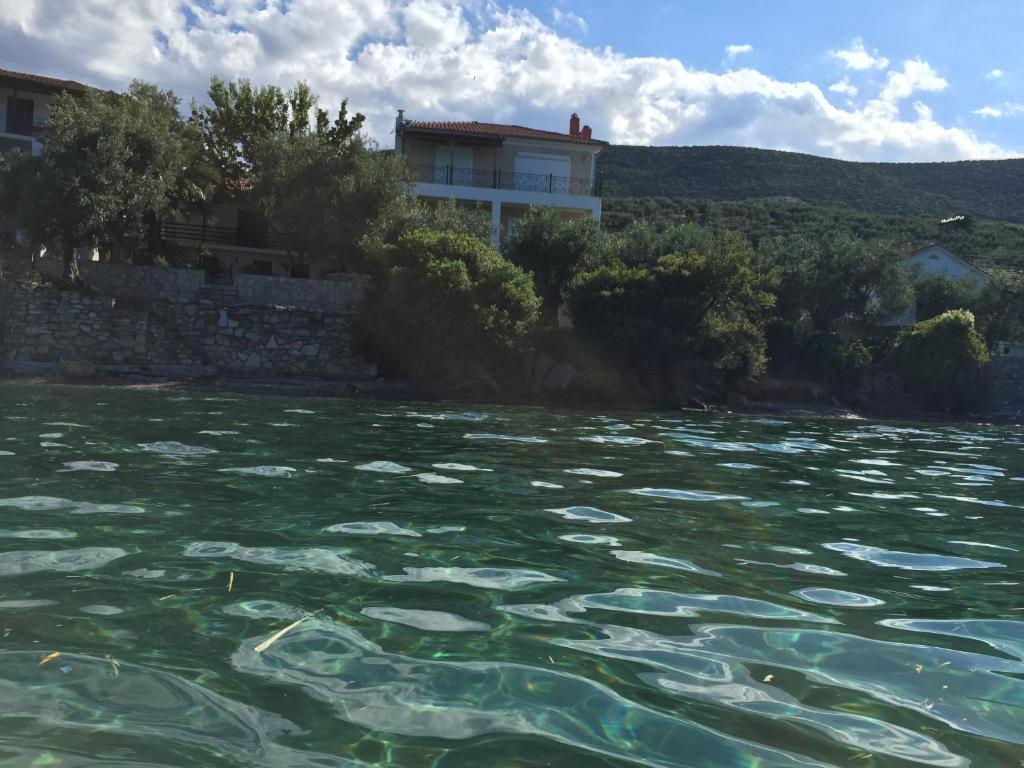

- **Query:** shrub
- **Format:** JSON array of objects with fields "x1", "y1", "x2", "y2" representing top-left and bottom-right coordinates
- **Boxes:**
[
  {"x1": 887, "y1": 309, "x2": 990, "y2": 412},
  {"x1": 566, "y1": 230, "x2": 775, "y2": 401},
  {"x1": 502, "y1": 207, "x2": 606, "y2": 320},
  {"x1": 362, "y1": 229, "x2": 541, "y2": 384},
  {"x1": 913, "y1": 273, "x2": 983, "y2": 322}
]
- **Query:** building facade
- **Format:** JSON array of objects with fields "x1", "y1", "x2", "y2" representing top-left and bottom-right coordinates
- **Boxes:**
[
  {"x1": 395, "y1": 112, "x2": 606, "y2": 245},
  {"x1": 0, "y1": 68, "x2": 88, "y2": 157}
]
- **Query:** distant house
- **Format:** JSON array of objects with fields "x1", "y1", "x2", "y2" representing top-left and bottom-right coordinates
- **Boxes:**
[
  {"x1": 394, "y1": 111, "x2": 606, "y2": 246},
  {"x1": 904, "y1": 244, "x2": 990, "y2": 284},
  {"x1": 0, "y1": 68, "x2": 89, "y2": 157},
  {"x1": 881, "y1": 244, "x2": 990, "y2": 327}
]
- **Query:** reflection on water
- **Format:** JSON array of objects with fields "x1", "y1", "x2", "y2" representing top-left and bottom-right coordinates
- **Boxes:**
[{"x1": 0, "y1": 383, "x2": 1023, "y2": 766}]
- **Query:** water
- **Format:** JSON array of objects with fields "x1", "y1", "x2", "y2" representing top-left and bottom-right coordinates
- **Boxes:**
[{"x1": 0, "y1": 383, "x2": 1022, "y2": 767}]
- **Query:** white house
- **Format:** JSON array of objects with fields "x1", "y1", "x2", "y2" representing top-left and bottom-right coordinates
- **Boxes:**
[
  {"x1": 882, "y1": 244, "x2": 990, "y2": 327},
  {"x1": 394, "y1": 112, "x2": 606, "y2": 246},
  {"x1": 904, "y1": 244, "x2": 990, "y2": 284},
  {"x1": 0, "y1": 68, "x2": 89, "y2": 157}
]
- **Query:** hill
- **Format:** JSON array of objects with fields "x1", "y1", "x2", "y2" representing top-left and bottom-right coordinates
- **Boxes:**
[
  {"x1": 598, "y1": 146, "x2": 1024, "y2": 223},
  {"x1": 600, "y1": 196, "x2": 1024, "y2": 270}
]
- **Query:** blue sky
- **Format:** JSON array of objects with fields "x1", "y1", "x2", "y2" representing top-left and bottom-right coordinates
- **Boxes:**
[{"x1": 0, "y1": 0, "x2": 1020, "y2": 161}]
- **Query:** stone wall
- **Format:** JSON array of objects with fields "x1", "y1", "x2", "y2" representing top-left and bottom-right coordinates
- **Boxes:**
[
  {"x1": 40, "y1": 261, "x2": 367, "y2": 313},
  {"x1": 0, "y1": 281, "x2": 375, "y2": 379},
  {"x1": 989, "y1": 356, "x2": 1024, "y2": 417}
]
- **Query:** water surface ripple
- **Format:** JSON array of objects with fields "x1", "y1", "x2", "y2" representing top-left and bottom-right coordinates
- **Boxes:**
[{"x1": 0, "y1": 383, "x2": 1022, "y2": 767}]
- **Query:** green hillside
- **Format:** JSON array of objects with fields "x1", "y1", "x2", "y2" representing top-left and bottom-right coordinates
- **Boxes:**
[
  {"x1": 600, "y1": 196, "x2": 1024, "y2": 270},
  {"x1": 598, "y1": 145, "x2": 1024, "y2": 223}
]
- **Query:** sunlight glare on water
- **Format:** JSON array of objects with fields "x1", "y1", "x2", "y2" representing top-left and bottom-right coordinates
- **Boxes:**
[{"x1": 0, "y1": 383, "x2": 1022, "y2": 767}]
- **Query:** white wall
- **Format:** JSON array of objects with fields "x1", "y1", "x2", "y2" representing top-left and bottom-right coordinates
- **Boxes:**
[{"x1": 906, "y1": 246, "x2": 988, "y2": 284}]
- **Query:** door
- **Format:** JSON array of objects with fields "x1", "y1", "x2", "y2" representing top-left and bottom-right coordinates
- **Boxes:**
[
  {"x1": 513, "y1": 152, "x2": 571, "y2": 192},
  {"x1": 434, "y1": 146, "x2": 473, "y2": 184}
]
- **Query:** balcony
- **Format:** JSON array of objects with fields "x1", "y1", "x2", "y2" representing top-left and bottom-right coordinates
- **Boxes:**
[{"x1": 408, "y1": 164, "x2": 599, "y2": 198}]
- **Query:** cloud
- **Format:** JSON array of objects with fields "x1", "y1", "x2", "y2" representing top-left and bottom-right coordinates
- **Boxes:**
[
  {"x1": 0, "y1": 1, "x2": 1011, "y2": 161},
  {"x1": 828, "y1": 77, "x2": 858, "y2": 98},
  {"x1": 829, "y1": 37, "x2": 889, "y2": 71},
  {"x1": 974, "y1": 106, "x2": 1003, "y2": 118},
  {"x1": 724, "y1": 43, "x2": 753, "y2": 59},
  {"x1": 551, "y1": 8, "x2": 587, "y2": 33},
  {"x1": 973, "y1": 103, "x2": 1024, "y2": 118},
  {"x1": 986, "y1": 68, "x2": 1004, "y2": 79}
]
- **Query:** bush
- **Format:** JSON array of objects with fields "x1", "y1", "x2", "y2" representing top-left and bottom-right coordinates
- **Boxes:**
[
  {"x1": 362, "y1": 229, "x2": 541, "y2": 384},
  {"x1": 913, "y1": 273, "x2": 982, "y2": 322},
  {"x1": 886, "y1": 309, "x2": 990, "y2": 412},
  {"x1": 502, "y1": 207, "x2": 606, "y2": 320},
  {"x1": 566, "y1": 230, "x2": 775, "y2": 402}
]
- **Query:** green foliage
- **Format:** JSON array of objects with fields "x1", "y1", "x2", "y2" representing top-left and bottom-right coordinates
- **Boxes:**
[
  {"x1": 502, "y1": 207, "x2": 606, "y2": 317},
  {"x1": 913, "y1": 273, "x2": 984, "y2": 322},
  {"x1": 975, "y1": 273, "x2": 1024, "y2": 345},
  {"x1": 600, "y1": 145, "x2": 1024, "y2": 223},
  {"x1": 887, "y1": 310, "x2": 991, "y2": 412},
  {"x1": 190, "y1": 78, "x2": 365, "y2": 203},
  {"x1": 602, "y1": 196, "x2": 1024, "y2": 271},
  {"x1": 759, "y1": 232, "x2": 913, "y2": 331},
  {"x1": 567, "y1": 231, "x2": 775, "y2": 400},
  {"x1": 362, "y1": 229, "x2": 541, "y2": 383},
  {"x1": 0, "y1": 81, "x2": 200, "y2": 283}
]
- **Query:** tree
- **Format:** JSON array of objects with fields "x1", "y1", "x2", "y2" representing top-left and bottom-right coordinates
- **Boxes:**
[
  {"x1": 913, "y1": 273, "x2": 983, "y2": 322},
  {"x1": 567, "y1": 230, "x2": 776, "y2": 400},
  {"x1": 502, "y1": 207, "x2": 606, "y2": 320},
  {"x1": 190, "y1": 77, "x2": 365, "y2": 204},
  {"x1": 758, "y1": 231, "x2": 913, "y2": 331},
  {"x1": 362, "y1": 229, "x2": 541, "y2": 383},
  {"x1": 886, "y1": 309, "x2": 990, "y2": 412},
  {"x1": 0, "y1": 82, "x2": 199, "y2": 284},
  {"x1": 976, "y1": 273, "x2": 1024, "y2": 345}
]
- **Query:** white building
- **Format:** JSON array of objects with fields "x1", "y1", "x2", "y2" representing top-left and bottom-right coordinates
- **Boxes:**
[
  {"x1": 882, "y1": 244, "x2": 990, "y2": 327},
  {"x1": 394, "y1": 112, "x2": 606, "y2": 246},
  {"x1": 904, "y1": 244, "x2": 990, "y2": 284},
  {"x1": 0, "y1": 68, "x2": 89, "y2": 157}
]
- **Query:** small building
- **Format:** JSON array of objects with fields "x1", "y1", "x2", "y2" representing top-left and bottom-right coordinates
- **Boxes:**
[
  {"x1": 394, "y1": 112, "x2": 606, "y2": 245},
  {"x1": 881, "y1": 244, "x2": 990, "y2": 327},
  {"x1": 904, "y1": 244, "x2": 990, "y2": 284},
  {"x1": 0, "y1": 68, "x2": 89, "y2": 157}
]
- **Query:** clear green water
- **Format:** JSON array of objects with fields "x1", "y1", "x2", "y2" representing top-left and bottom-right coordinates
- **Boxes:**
[{"x1": 0, "y1": 383, "x2": 1022, "y2": 768}]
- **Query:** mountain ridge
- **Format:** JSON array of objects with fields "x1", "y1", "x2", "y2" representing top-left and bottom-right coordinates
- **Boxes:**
[{"x1": 597, "y1": 145, "x2": 1024, "y2": 223}]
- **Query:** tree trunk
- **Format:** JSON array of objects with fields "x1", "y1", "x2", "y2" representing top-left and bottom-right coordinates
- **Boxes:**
[{"x1": 62, "y1": 245, "x2": 81, "y2": 286}]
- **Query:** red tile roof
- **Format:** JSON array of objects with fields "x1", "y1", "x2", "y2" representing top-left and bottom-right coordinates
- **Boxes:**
[
  {"x1": 404, "y1": 120, "x2": 606, "y2": 146},
  {"x1": 0, "y1": 68, "x2": 91, "y2": 95}
]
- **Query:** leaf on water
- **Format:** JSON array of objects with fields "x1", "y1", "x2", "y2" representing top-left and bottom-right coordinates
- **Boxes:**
[
  {"x1": 227, "y1": 571, "x2": 235, "y2": 593},
  {"x1": 914, "y1": 664, "x2": 924, "y2": 673},
  {"x1": 39, "y1": 651, "x2": 60, "y2": 666},
  {"x1": 158, "y1": 594, "x2": 177, "y2": 601},
  {"x1": 763, "y1": 673, "x2": 774, "y2": 682},
  {"x1": 254, "y1": 609, "x2": 321, "y2": 653},
  {"x1": 105, "y1": 654, "x2": 120, "y2": 677}
]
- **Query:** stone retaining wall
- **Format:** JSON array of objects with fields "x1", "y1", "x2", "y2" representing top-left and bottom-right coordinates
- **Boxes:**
[
  {"x1": 40, "y1": 261, "x2": 367, "y2": 312},
  {"x1": 989, "y1": 355, "x2": 1024, "y2": 417},
  {"x1": 0, "y1": 281, "x2": 375, "y2": 379}
]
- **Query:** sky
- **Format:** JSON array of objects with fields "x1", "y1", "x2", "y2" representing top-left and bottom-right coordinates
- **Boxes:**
[{"x1": 0, "y1": 0, "x2": 1021, "y2": 162}]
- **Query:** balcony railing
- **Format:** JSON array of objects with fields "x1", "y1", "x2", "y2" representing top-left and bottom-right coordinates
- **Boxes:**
[
  {"x1": 409, "y1": 164, "x2": 598, "y2": 197},
  {"x1": 160, "y1": 221, "x2": 298, "y2": 251}
]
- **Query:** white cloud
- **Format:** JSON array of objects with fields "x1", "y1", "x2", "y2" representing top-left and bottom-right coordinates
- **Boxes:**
[
  {"x1": 974, "y1": 106, "x2": 1003, "y2": 118},
  {"x1": 829, "y1": 37, "x2": 889, "y2": 71},
  {"x1": 551, "y1": 8, "x2": 587, "y2": 33},
  {"x1": 973, "y1": 102, "x2": 1024, "y2": 118},
  {"x1": 828, "y1": 77, "x2": 858, "y2": 98},
  {"x1": 724, "y1": 43, "x2": 753, "y2": 59},
  {"x1": 986, "y1": 68, "x2": 1004, "y2": 79},
  {"x1": 0, "y1": 1, "x2": 1011, "y2": 161}
]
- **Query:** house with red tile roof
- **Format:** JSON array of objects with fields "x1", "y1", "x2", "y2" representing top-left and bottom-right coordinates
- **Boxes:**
[
  {"x1": 394, "y1": 111, "x2": 606, "y2": 245},
  {"x1": 0, "y1": 68, "x2": 90, "y2": 157}
]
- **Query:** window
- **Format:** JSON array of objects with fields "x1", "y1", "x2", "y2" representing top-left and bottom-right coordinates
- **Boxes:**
[{"x1": 5, "y1": 97, "x2": 34, "y2": 136}]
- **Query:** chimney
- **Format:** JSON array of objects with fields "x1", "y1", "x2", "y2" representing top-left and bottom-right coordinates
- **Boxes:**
[
  {"x1": 395, "y1": 109, "x2": 406, "y2": 152},
  {"x1": 581, "y1": 125, "x2": 592, "y2": 140},
  {"x1": 569, "y1": 112, "x2": 580, "y2": 137}
]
